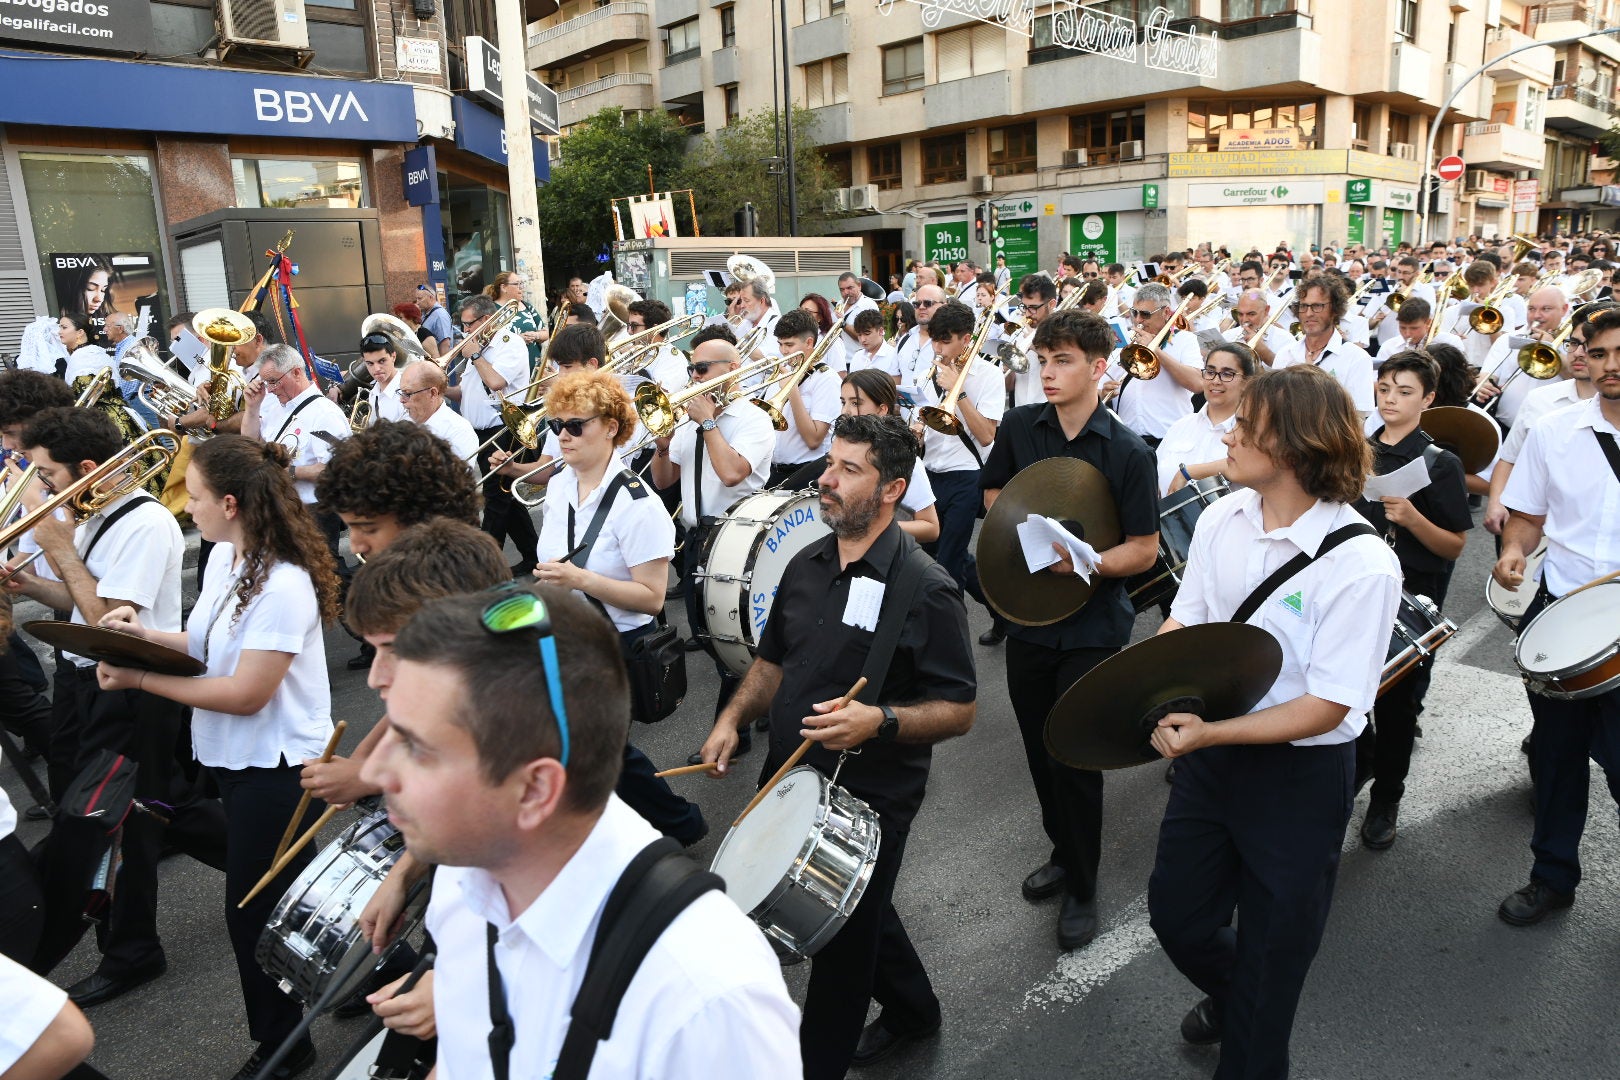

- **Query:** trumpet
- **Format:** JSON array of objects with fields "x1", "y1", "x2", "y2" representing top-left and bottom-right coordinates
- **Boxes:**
[
  {"x1": 1119, "y1": 294, "x2": 1198, "y2": 380},
  {"x1": 437, "y1": 300, "x2": 523, "y2": 380},
  {"x1": 347, "y1": 391, "x2": 372, "y2": 433},
  {"x1": 753, "y1": 333, "x2": 841, "y2": 431},
  {"x1": 0, "y1": 430, "x2": 179, "y2": 586},
  {"x1": 919, "y1": 307, "x2": 998, "y2": 436},
  {"x1": 634, "y1": 351, "x2": 798, "y2": 439}
]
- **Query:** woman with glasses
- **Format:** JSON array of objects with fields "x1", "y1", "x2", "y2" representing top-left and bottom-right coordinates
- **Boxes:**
[
  {"x1": 530, "y1": 370, "x2": 705, "y2": 844},
  {"x1": 94, "y1": 434, "x2": 339, "y2": 1080},
  {"x1": 839, "y1": 368, "x2": 940, "y2": 543},
  {"x1": 1154, "y1": 342, "x2": 1255, "y2": 498},
  {"x1": 485, "y1": 271, "x2": 546, "y2": 369},
  {"x1": 799, "y1": 292, "x2": 835, "y2": 339}
]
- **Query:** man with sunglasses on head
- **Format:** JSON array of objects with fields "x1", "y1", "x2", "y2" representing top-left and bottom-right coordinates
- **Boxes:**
[
  {"x1": 453, "y1": 295, "x2": 538, "y2": 576},
  {"x1": 414, "y1": 284, "x2": 455, "y2": 354},
  {"x1": 1100, "y1": 282, "x2": 1204, "y2": 448},
  {"x1": 397, "y1": 361, "x2": 479, "y2": 464},
  {"x1": 358, "y1": 331, "x2": 409, "y2": 424}
]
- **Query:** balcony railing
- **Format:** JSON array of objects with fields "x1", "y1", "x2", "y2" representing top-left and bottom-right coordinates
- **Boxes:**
[
  {"x1": 1526, "y1": 2, "x2": 1611, "y2": 31},
  {"x1": 1027, "y1": 3, "x2": 1306, "y2": 65},
  {"x1": 1550, "y1": 81, "x2": 1620, "y2": 116},
  {"x1": 528, "y1": 2, "x2": 650, "y2": 47},
  {"x1": 557, "y1": 71, "x2": 653, "y2": 103}
]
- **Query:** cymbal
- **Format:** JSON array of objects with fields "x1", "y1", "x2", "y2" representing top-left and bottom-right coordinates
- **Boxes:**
[
  {"x1": 24, "y1": 620, "x2": 205, "y2": 677},
  {"x1": 1045, "y1": 623, "x2": 1282, "y2": 770},
  {"x1": 1420, "y1": 406, "x2": 1499, "y2": 475},
  {"x1": 977, "y1": 458, "x2": 1121, "y2": 627}
]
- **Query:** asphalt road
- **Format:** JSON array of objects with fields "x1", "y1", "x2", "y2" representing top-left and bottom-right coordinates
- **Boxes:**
[{"x1": 7, "y1": 509, "x2": 1618, "y2": 1080}]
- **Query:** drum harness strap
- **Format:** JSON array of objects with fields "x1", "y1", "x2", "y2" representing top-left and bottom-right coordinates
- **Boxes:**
[
  {"x1": 1228, "y1": 523, "x2": 1376, "y2": 625},
  {"x1": 485, "y1": 837, "x2": 721, "y2": 1080},
  {"x1": 1595, "y1": 430, "x2": 1620, "y2": 485}
]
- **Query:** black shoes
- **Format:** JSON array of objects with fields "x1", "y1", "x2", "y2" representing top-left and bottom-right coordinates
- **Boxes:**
[
  {"x1": 1021, "y1": 862, "x2": 1066, "y2": 902},
  {"x1": 1057, "y1": 894, "x2": 1098, "y2": 952},
  {"x1": 1180, "y1": 997, "x2": 1223, "y2": 1045},
  {"x1": 345, "y1": 641, "x2": 376, "y2": 671},
  {"x1": 1361, "y1": 801, "x2": 1399, "y2": 851},
  {"x1": 24, "y1": 802, "x2": 54, "y2": 821},
  {"x1": 1498, "y1": 880, "x2": 1574, "y2": 926},
  {"x1": 850, "y1": 1015, "x2": 941, "y2": 1067},
  {"x1": 229, "y1": 1038, "x2": 316, "y2": 1080},
  {"x1": 68, "y1": 961, "x2": 168, "y2": 1007},
  {"x1": 686, "y1": 727, "x2": 751, "y2": 767},
  {"x1": 978, "y1": 623, "x2": 1007, "y2": 646},
  {"x1": 510, "y1": 562, "x2": 537, "y2": 579},
  {"x1": 682, "y1": 635, "x2": 707, "y2": 652}
]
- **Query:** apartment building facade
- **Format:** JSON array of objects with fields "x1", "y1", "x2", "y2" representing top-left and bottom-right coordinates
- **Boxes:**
[{"x1": 530, "y1": 0, "x2": 1613, "y2": 281}]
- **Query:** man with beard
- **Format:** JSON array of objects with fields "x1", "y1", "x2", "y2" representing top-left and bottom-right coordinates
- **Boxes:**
[{"x1": 698, "y1": 414, "x2": 977, "y2": 1078}]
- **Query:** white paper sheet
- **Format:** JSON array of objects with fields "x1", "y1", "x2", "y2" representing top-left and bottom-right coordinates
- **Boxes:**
[
  {"x1": 842, "y1": 576, "x2": 884, "y2": 632},
  {"x1": 169, "y1": 327, "x2": 208, "y2": 375},
  {"x1": 1361, "y1": 454, "x2": 1431, "y2": 502},
  {"x1": 1017, "y1": 515, "x2": 1101, "y2": 581}
]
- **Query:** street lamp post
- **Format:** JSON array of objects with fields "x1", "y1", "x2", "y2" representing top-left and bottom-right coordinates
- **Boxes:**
[{"x1": 1418, "y1": 25, "x2": 1620, "y2": 247}]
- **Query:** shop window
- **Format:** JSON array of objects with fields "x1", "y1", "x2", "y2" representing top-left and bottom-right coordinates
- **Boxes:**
[
  {"x1": 988, "y1": 122, "x2": 1036, "y2": 177},
  {"x1": 868, "y1": 142, "x2": 902, "y2": 190},
  {"x1": 19, "y1": 152, "x2": 169, "y2": 339},
  {"x1": 934, "y1": 24, "x2": 1005, "y2": 83},
  {"x1": 664, "y1": 18, "x2": 700, "y2": 65},
  {"x1": 438, "y1": 170, "x2": 513, "y2": 304},
  {"x1": 720, "y1": 5, "x2": 737, "y2": 47},
  {"x1": 1187, "y1": 97, "x2": 1320, "y2": 152},
  {"x1": 233, "y1": 158, "x2": 367, "y2": 209},
  {"x1": 882, "y1": 39, "x2": 924, "y2": 96},
  {"x1": 1069, "y1": 105, "x2": 1145, "y2": 165},
  {"x1": 921, "y1": 133, "x2": 966, "y2": 185}
]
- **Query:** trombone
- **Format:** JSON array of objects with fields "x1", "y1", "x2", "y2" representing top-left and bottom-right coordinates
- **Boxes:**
[
  {"x1": 1466, "y1": 277, "x2": 1522, "y2": 336},
  {"x1": 753, "y1": 333, "x2": 840, "y2": 431},
  {"x1": 0, "y1": 370, "x2": 115, "y2": 532},
  {"x1": 1119, "y1": 294, "x2": 1198, "y2": 380},
  {"x1": 1242, "y1": 296, "x2": 1291, "y2": 352},
  {"x1": 918, "y1": 306, "x2": 998, "y2": 436},
  {"x1": 634, "y1": 351, "x2": 801, "y2": 439},
  {"x1": 605, "y1": 312, "x2": 705, "y2": 368},
  {"x1": 436, "y1": 299, "x2": 523, "y2": 380}
]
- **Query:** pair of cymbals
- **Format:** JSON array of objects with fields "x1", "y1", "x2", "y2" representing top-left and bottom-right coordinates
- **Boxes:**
[
  {"x1": 25, "y1": 621, "x2": 204, "y2": 676},
  {"x1": 1420, "y1": 406, "x2": 1499, "y2": 475}
]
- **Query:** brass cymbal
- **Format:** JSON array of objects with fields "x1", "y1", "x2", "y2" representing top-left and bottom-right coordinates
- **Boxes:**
[
  {"x1": 25, "y1": 620, "x2": 206, "y2": 677},
  {"x1": 976, "y1": 457, "x2": 1121, "y2": 627},
  {"x1": 1419, "y1": 406, "x2": 1500, "y2": 475},
  {"x1": 1045, "y1": 623, "x2": 1282, "y2": 770}
]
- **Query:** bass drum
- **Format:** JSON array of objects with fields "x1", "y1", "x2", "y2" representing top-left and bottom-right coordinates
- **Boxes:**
[
  {"x1": 1485, "y1": 539, "x2": 1547, "y2": 632},
  {"x1": 256, "y1": 810, "x2": 425, "y2": 1010},
  {"x1": 1127, "y1": 477, "x2": 1231, "y2": 613},
  {"x1": 693, "y1": 489, "x2": 830, "y2": 677}
]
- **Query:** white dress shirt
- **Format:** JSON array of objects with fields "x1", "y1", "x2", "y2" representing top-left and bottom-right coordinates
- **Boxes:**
[
  {"x1": 896, "y1": 332, "x2": 933, "y2": 390},
  {"x1": 1273, "y1": 331, "x2": 1375, "y2": 413},
  {"x1": 460, "y1": 330, "x2": 531, "y2": 430},
  {"x1": 916, "y1": 356, "x2": 1004, "y2": 473},
  {"x1": 846, "y1": 342, "x2": 900, "y2": 378},
  {"x1": 370, "y1": 370, "x2": 408, "y2": 423},
  {"x1": 426, "y1": 796, "x2": 802, "y2": 1080},
  {"x1": 1155, "y1": 408, "x2": 1235, "y2": 498},
  {"x1": 643, "y1": 344, "x2": 690, "y2": 393},
  {"x1": 1501, "y1": 380, "x2": 1584, "y2": 463},
  {"x1": 835, "y1": 295, "x2": 879, "y2": 369},
  {"x1": 1223, "y1": 324, "x2": 1293, "y2": 364},
  {"x1": 1010, "y1": 327, "x2": 1043, "y2": 408},
  {"x1": 0, "y1": 952, "x2": 69, "y2": 1074},
  {"x1": 1501, "y1": 396, "x2": 1620, "y2": 596},
  {"x1": 771, "y1": 368, "x2": 841, "y2": 465},
  {"x1": 537, "y1": 453, "x2": 674, "y2": 631},
  {"x1": 900, "y1": 459, "x2": 935, "y2": 513},
  {"x1": 1104, "y1": 328, "x2": 1202, "y2": 439},
  {"x1": 668, "y1": 403, "x2": 776, "y2": 527},
  {"x1": 420, "y1": 401, "x2": 481, "y2": 464},
  {"x1": 63, "y1": 490, "x2": 182, "y2": 669},
  {"x1": 258, "y1": 385, "x2": 350, "y2": 504},
  {"x1": 188, "y1": 545, "x2": 332, "y2": 770},
  {"x1": 1170, "y1": 490, "x2": 1401, "y2": 744},
  {"x1": 1476, "y1": 336, "x2": 1555, "y2": 427}
]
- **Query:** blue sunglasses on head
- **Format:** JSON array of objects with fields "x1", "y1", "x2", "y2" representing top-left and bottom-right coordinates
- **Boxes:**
[{"x1": 479, "y1": 585, "x2": 570, "y2": 768}]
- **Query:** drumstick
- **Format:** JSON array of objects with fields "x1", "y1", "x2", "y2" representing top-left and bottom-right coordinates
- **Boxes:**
[
  {"x1": 654, "y1": 761, "x2": 725, "y2": 778},
  {"x1": 1562, "y1": 567, "x2": 1620, "y2": 599},
  {"x1": 732, "y1": 676, "x2": 867, "y2": 829},
  {"x1": 274, "y1": 721, "x2": 346, "y2": 865},
  {"x1": 238, "y1": 804, "x2": 340, "y2": 909}
]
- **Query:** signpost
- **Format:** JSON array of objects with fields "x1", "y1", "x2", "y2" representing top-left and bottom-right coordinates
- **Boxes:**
[
  {"x1": 1435, "y1": 155, "x2": 1466, "y2": 183},
  {"x1": 926, "y1": 221, "x2": 970, "y2": 265}
]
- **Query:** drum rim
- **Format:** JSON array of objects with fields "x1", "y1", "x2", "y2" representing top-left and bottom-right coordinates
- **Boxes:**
[
  {"x1": 711, "y1": 766, "x2": 831, "y2": 912},
  {"x1": 1513, "y1": 582, "x2": 1620, "y2": 681}
]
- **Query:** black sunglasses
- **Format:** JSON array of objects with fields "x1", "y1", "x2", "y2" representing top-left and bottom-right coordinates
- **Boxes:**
[
  {"x1": 687, "y1": 361, "x2": 727, "y2": 376},
  {"x1": 361, "y1": 333, "x2": 394, "y2": 349},
  {"x1": 545, "y1": 414, "x2": 600, "y2": 437}
]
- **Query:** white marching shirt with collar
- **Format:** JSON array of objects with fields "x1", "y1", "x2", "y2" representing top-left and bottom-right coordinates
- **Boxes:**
[
  {"x1": 0, "y1": 952, "x2": 69, "y2": 1074},
  {"x1": 1104, "y1": 329, "x2": 1202, "y2": 439},
  {"x1": 1475, "y1": 334, "x2": 1551, "y2": 428},
  {"x1": 667, "y1": 403, "x2": 775, "y2": 528},
  {"x1": 1222, "y1": 323, "x2": 1293, "y2": 363},
  {"x1": 1169, "y1": 489, "x2": 1401, "y2": 745},
  {"x1": 426, "y1": 796, "x2": 802, "y2": 1080},
  {"x1": 257, "y1": 383, "x2": 350, "y2": 504},
  {"x1": 915, "y1": 356, "x2": 1004, "y2": 473},
  {"x1": 369, "y1": 369, "x2": 408, "y2": 423},
  {"x1": 420, "y1": 400, "x2": 481, "y2": 464},
  {"x1": 1501, "y1": 378, "x2": 1585, "y2": 463},
  {"x1": 1501, "y1": 395, "x2": 1620, "y2": 596},
  {"x1": 459, "y1": 330, "x2": 530, "y2": 430},
  {"x1": 1273, "y1": 330, "x2": 1375, "y2": 413},
  {"x1": 771, "y1": 367, "x2": 842, "y2": 465},
  {"x1": 836, "y1": 294, "x2": 879, "y2": 368},
  {"x1": 61, "y1": 488, "x2": 183, "y2": 668},
  {"x1": 1154, "y1": 407, "x2": 1235, "y2": 498}
]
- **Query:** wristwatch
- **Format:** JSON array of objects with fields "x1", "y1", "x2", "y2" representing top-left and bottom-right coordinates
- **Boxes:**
[
  {"x1": 877, "y1": 705, "x2": 900, "y2": 744},
  {"x1": 700, "y1": 418, "x2": 718, "y2": 433}
]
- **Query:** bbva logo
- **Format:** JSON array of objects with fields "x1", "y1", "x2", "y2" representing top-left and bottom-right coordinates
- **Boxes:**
[{"x1": 253, "y1": 88, "x2": 371, "y2": 125}]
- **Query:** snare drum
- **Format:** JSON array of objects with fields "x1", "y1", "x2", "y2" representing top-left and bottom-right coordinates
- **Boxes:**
[
  {"x1": 1513, "y1": 582, "x2": 1620, "y2": 700},
  {"x1": 710, "y1": 766, "x2": 880, "y2": 959},
  {"x1": 1128, "y1": 477, "x2": 1230, "y2": 613},
  {"x1": 1485, "y1": 539, "x2": 1547, "y2": 632},
  {"x1": 694, "y1": 489, "x2": 830, "y2": 677},
  {"x1": 1379, "y1": 591, "x2": 1458, "y2": 697},
  {"x1": 256, "y1": 810, "x2": 424, "y2": 1009}
]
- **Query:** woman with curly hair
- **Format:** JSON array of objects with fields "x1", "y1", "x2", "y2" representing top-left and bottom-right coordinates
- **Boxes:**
[{"x1": 96, "y1": 434, "x2": 340, "y2": 1079}]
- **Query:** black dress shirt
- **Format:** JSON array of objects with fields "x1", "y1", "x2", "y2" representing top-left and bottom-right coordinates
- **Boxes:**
[
  {"x1": 1357, "y1": 425, "x2": 1472, "y2": 577},
  {"x1": 755, "y1": 521, "x2": 976, "y2": 826},
  {"x1": 979, "y1": 401, "x2": 1160, "y2": 650}
]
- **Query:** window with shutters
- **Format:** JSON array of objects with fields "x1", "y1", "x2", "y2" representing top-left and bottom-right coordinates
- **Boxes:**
[
  {"x1": 988, "y1": 122, "x2": 1036, "y2": 177},
  {"x1": 720, "y1": 5, "x2": 736, "y2": 47},
  {"x1": 803, "y1": 61, "x2": 827, "y2": 108},
  {"x1": 1069, "y1": 105, "x2": 1145, "y2": 165},
  {"x1": 882, "y1": 39, "x2": 924, "y2": 95},
  {"x1": 921, "y1": 133, "x2": 967, "y2": 185},
  {"x1": 831, "y1": 55, "x2": 849, "y2": 103},
  {"x1": 934, "y1": 24, "x2": 1005, "y2": 83},
  {"x1": 868, "y1": 143, "x2": 902, "y2": 190},
  {"x1": 802, "y1": 57, "x2": 850, "y2": 108},
  {"x1": 804, "y1": 0, "x2": 825, "y2": 20},
  {"x1": 724, "y1": 85, "x2": 741, "y2": 125}
]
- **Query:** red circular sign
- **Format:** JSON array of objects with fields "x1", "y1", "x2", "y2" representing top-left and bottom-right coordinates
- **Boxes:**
[{"x1": 1436, "y1": 155, "x2": 1466, "y2": 182}]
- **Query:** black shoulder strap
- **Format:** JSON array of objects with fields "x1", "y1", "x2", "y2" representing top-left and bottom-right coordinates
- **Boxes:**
[
  {"x1": 552, "y1": 838, "x2": 723, "y2": 1080},
  {"x1": 567, "y1": 470, "x2": 635, "y2": 568},
  {"x1": 82, "y1": 495, "x2": 158, "y2": 562},
  {"x1": 1596, "y1": 430, "x2": 1620, "y2": 484},
  {"x1": 855, "y1": 533, "x2": 935, "y2": 705},
  {"x1": 272, "y1": 393, "x2": 322, "y2": 445},
  {"x1": 1230, "y1": 522, "x2": 1376, "y2": 624},
  {"x1": 931, "y1": 376, "x2": 985, "y2": 467}
]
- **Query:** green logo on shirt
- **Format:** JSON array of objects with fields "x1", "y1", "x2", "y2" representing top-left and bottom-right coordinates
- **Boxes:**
[{"x1": 1279, "y1": 590, "x2": 1304, "y2": 617}]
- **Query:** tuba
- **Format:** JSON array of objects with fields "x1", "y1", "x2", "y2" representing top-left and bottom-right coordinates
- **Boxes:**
[
  {"x1": 360, "y1": 312, "x2": 426, "y2": 362},
  {"x1": 598, "y1": 283, "x2": 640, "y2": 343},
  {"x1": 119, "y1": 340, "x2": 203, "y2": 427},
  {"x1": 193, "y1": 309, "x2": 254, "y2": 432},
  {"x1": 726, "y1": 253, "x2": 776, "y2": 301}
]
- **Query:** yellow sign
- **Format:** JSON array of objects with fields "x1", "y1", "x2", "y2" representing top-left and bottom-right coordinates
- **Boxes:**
[
  {"x1": 1217, "y1": 127, "x2": 1300, "y2": 152},
  {"x1": 1327, "y1": 189, "x2": 1341, "y2": 202},
  {"x1": 1044, "y1": 203, "x2": 1056, "y2": 215},
  {"x1": 1168, "y1": 149, "x2": 1348, "y2": 177},
  {"x1": 1346, "y1": 149, "x2": 1422, "y2": 183}
]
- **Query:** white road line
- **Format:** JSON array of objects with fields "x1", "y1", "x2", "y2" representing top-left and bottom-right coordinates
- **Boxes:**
[{"x1": 1022, "y1": 654, "x2": 1532, "y2": 1012}]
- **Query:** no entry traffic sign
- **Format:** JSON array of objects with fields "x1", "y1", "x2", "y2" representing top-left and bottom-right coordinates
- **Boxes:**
[{"x1": 1436, "y1": 155, "x2": 1466, "y2": 182}]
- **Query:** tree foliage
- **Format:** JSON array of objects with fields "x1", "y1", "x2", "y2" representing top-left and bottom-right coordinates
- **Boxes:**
[
  {"x1": 1599, "y1": 122, "x2": 1620, "y2": 164},
  {"x1": 678, "y1": 106, "x2": 839, "y2": 237}
]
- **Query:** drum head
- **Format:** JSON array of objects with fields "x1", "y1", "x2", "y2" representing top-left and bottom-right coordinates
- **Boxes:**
[
  {"x1": 711, "y1": 767, "x2": 824, "y2": 913},
  {"x1": 1517, "y1": 583, "x2": 1620, "y2": 676}
]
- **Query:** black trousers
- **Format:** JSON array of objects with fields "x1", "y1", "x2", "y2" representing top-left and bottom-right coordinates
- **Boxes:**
[
  {"x1": 682, "y1": 523, "x2": 742, "y2": 718},
  {"x1": 215, "y1": 763, "x2": 321, "y2": 1047},
  {"x1": 475, "y1": 425, "x2": 539, "y2": 566},
  {"x1": 1356, "y1": 568, "x2": 1450, "y2": 804},
  {"x1": 923, "y1": 468, "x2": 980, "y2": 598},
  {"x1": 801, "y1": 818, "x2": 939, "y2": 1080},
  {"x1": 1, "y1": 630, "x2": 51, "y2": 759},
  {"x1": 1519, "y1": 588, "x2": 1620, "y2": 896},
  {"x1": 0, "y1": 833, "x2": 44, "y2": 966},
  {"x1": 616, "y1": 624, "x2": 705, "y2": 846},
  {"x1": 1005, "y1": 641, "x2": 1115, "y2": 900},
  {"x1": 1149, "y1": 741, "x2": 1356, "y2": 1080}
]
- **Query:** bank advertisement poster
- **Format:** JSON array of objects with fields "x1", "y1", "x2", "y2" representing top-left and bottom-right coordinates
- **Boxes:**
[
  {"x1": 51, "y1": 251, "x2": 164, "y2": 347},
  {"x1": 0, "y1": 0, "x2": 152, "y2": 54}
]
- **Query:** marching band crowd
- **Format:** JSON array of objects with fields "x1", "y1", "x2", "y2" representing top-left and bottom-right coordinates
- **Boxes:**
[{"x1": 1, "y1": 228, "x2": 1617, "y2": 1080}]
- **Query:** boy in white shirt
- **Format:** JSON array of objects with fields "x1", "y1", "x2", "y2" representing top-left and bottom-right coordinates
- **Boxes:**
[{"x1": 846, "y1": 309, "x2": 900, "y2": 378}]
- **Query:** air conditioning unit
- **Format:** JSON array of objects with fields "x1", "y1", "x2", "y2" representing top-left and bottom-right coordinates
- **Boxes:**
[
  {"x1": 1390, "y1": 142, "x2": 1417, "y2": 160},
  {"x1": 1062, "y1": 148, "x2": 1089, "y2": 168},
  {"x1": 970, "y1": 174, "x2": 994, "y2": 195},
  {"x1": 847, "y1": 184, "x2": 878, "y2": 211},
  {"x1": 1118, "y1": 140, "x2": 1144, "y2": 161},
  {"x1": 1465, "y1": 170, "x2": 1493, "y2": 192},
  {"x1": 820, "y1": 192, "x2": 845, "y2": 214},
  {"x1": 218, "y1": 0, "x2": 310, "y2": 56}
]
